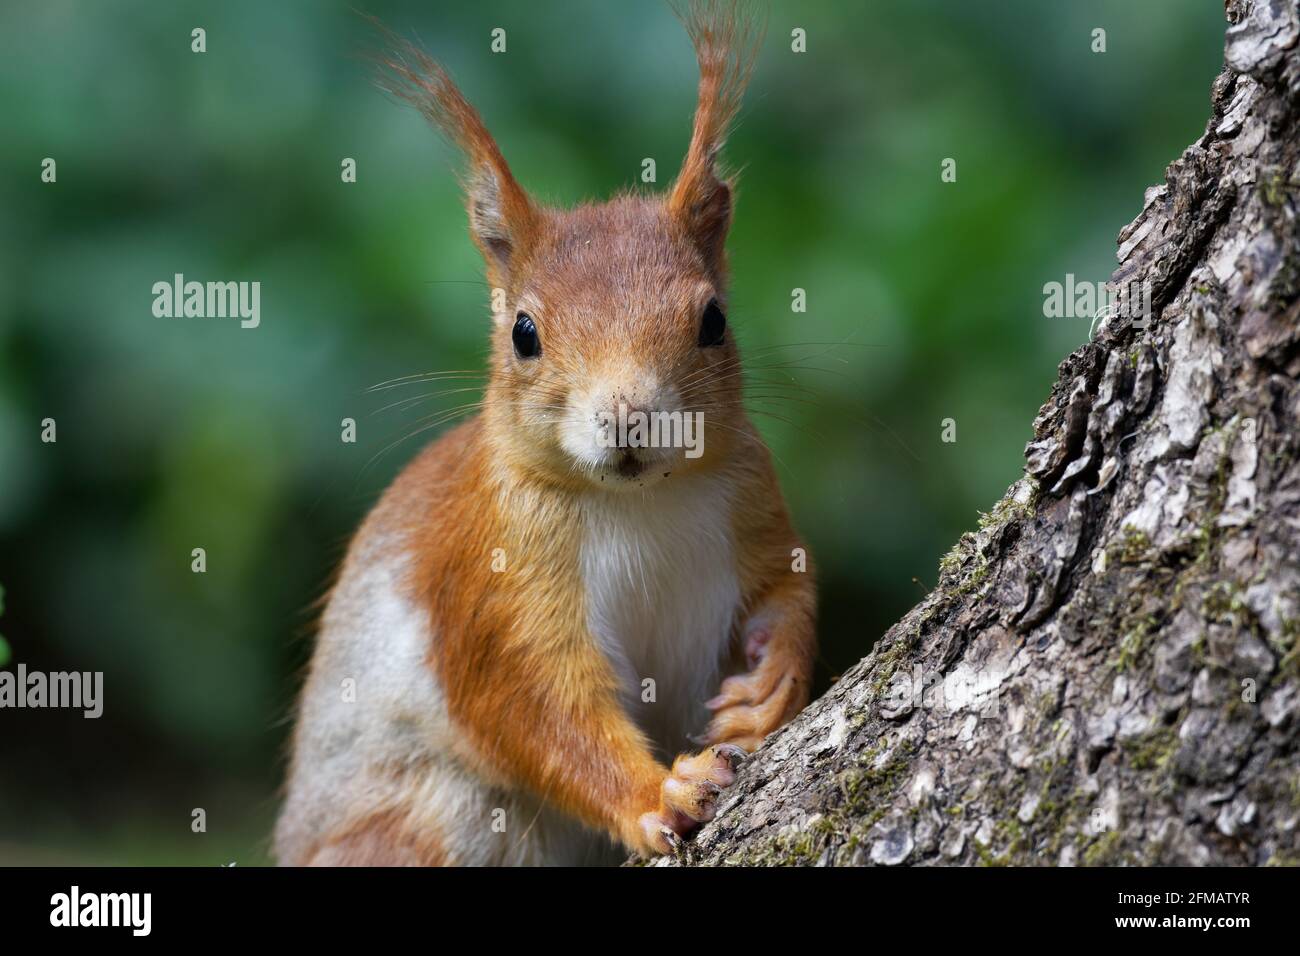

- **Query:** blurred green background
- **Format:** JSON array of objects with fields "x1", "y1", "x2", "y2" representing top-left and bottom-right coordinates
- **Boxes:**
[{"x1": 0, "y1": 1, "x2": 1224, "y2": 863}]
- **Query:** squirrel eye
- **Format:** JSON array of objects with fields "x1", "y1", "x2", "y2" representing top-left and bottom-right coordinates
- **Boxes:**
[
  {"x1": 698, "y1": 298, "x2": 727, "y2": 348},
  {"x1": 512, "y1": 312, "x2": 540, "y2": 358}
]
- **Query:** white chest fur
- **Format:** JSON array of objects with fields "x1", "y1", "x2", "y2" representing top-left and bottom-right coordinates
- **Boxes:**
[{"x1": 579, "y1": 475, "x2": 740, "y2": 756}]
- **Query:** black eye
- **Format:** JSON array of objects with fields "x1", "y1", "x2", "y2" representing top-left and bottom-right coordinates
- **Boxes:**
[
  {"x1": 698, "y1": 298, "x2": 726, "y2": 348},
  {"x1": 512, "y1": 312, "x2": 540, "y2": 358}
]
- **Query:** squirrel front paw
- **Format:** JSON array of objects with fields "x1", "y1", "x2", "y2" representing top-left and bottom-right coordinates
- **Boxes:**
[
  {"x1": 633, "y1": 744, "x2": 745, "y2": 857},
  {"x1": 699, "y1": 625, "x2": 809, "y2": 752}
]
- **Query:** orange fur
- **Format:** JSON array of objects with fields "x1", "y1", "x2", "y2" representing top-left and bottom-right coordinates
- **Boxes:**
[{"x1": 402, "y1": 423, "x2": 666, "y2": 850}]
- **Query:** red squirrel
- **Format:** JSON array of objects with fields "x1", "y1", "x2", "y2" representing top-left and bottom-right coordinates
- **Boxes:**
[{"x1": 275, "y1": 0, "x2": 816, "y2": 865}]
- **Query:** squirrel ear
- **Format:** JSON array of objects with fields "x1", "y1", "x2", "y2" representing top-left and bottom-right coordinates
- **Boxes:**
[
  {"x1": 672, "y1": 176, "x2": 734, "y2": 273},
  {"x1": 667, "y1": 0, "x2": 762, "y2": 270},
  {"x1": 465, "y1": 165, "x2": 531, "y2": 276},
  {"x1": 373, "y1": 22, "x2": 538, "y2": 281}
]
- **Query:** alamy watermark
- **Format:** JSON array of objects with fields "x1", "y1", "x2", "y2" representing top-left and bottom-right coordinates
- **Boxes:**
[
  {"x1": 880, "y1": 663, "x2": 1001, "y2": 719},
  {"x1": 152, "y1": 273, "x2": 260, "y2": 329},
  {"x1": 597, "y1": 403, "x2": 704, "y2": 459},
  {"x1": 1043, "y1": 274, "x2": 1152, "y2": 331},
  {"x1": 0, "y1": 663, "x2": 103, "y2": 718},
  {"x1": 50, "y1": 886, "x2": 150, "y2": 936}
]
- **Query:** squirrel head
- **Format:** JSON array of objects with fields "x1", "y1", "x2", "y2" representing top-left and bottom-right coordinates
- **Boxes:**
[{"x1": 378, "y1": 1, "x2": 763, "y2": 491}]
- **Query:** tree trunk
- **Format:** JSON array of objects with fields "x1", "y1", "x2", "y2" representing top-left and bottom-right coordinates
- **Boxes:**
[{"x1": 658, "y1": 0, "x2": 1300, "y2": 867}]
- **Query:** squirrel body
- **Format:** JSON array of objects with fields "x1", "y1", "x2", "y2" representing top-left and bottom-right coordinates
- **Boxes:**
[{"x1": 275, "y1": 3, "x2": 816, "y2": 865}]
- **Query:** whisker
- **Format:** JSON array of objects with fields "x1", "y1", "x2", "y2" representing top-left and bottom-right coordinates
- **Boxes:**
[{"x1": 366, "y1": 370, "x2": 488, "y2": 392}]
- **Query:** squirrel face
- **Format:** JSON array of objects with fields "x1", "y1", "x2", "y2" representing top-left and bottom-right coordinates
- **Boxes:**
[
  {"x1": 376, "y1": 9, "x2": 758, "y2": 491},
  {"x1": 487, "y1": 197, "x2": 743, "y2": 490}
]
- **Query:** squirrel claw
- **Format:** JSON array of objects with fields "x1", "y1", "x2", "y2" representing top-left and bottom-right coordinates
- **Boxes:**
[
  {"x1": 699, "y1": 647, "x2": 807, "y2": 753},
  {"x1": 634, "y1": 744, "x2": 744, "y2": 856},
  {"x1": 712, "y1": 743, "x2": 747, "y2": 770}
]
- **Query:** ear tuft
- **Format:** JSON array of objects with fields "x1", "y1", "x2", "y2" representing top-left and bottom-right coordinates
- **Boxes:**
[
  {"x1": 667, "y1": 0, "x2": 763, "y2": 270},
  {"x1": 369, "y1": 18, "x2": 538, "y2": 281}
]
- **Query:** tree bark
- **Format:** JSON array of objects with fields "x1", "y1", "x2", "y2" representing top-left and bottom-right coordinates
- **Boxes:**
[{"x1": 658, "y1": 0, "x2": 1300, "y2": 867}]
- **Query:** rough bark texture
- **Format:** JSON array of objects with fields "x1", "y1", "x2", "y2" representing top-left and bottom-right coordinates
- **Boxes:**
[{"x1": 659, "y1": 0, "x2": 1300, "y2": 867}]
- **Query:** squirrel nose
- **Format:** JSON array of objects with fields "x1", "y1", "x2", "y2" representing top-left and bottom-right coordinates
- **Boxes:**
[
  {"x1": 610, "y1": 393, "x2": 647, "y2": 449},
  {"x1": 590, "y1": 382, "x2": 658, "y2": 450},
  {"x1": 605, "y1": 385, "x2": 651, "y2": 414}
]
